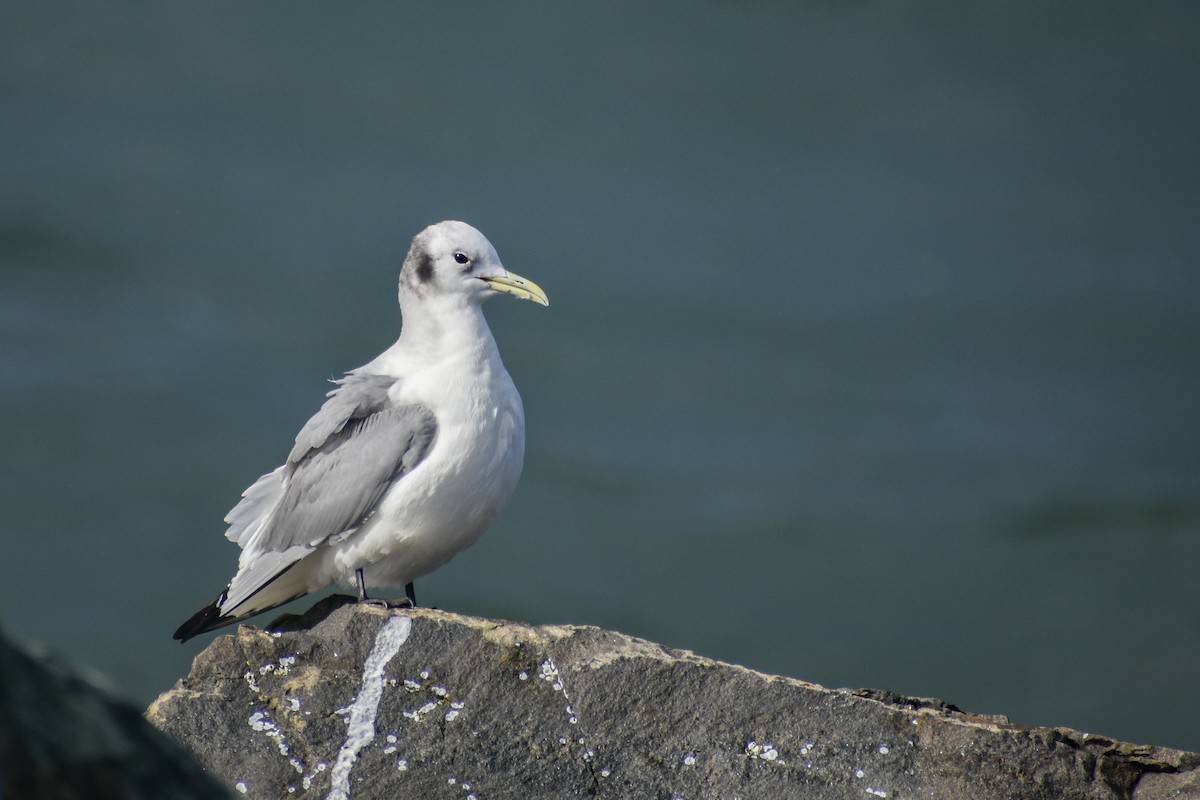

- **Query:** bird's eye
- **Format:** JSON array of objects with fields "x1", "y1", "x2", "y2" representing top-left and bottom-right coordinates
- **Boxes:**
[{"x1": 453, "y1": 252, "x2": 470, "y2": 265}]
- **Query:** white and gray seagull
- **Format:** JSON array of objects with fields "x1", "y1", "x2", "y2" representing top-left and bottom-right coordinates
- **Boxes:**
[{"x1": 175, "y1": 220, "x2": 548, "y2": 642}]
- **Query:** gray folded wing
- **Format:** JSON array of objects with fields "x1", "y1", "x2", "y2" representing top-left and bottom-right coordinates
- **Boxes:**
[
  {"x1": 259, "y1": 400, "x2": 438, "y2": 552},
  {"x1": 220, "y1": 371, "x2": 437, "y2": 611},
  {"x1": 225, "y1": 372, "x2": 396, "y2": 548}
]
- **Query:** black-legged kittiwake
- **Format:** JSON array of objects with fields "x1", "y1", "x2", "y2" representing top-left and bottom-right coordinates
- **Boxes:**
[{"x1": 174, "y1": 220, "x2": 547, "y2": 642}]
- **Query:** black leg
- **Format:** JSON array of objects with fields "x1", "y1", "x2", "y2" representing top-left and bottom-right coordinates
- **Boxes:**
[{"x1": 356, "y1": 568, "x2": 413, "y2": 609}]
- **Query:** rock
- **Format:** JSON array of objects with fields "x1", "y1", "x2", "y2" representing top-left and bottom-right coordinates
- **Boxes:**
[
  {"x1": 148, "y1": 599, "x2": 1200, "y2": 799},
  {"x1": 0, "y1": 622, "x2": 232, "y2": 800}
]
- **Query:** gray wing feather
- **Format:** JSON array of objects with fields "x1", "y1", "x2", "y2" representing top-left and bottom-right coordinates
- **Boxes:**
[
  {"x1": 222, "y1": 545, "x2": 313, "y2": 613},
  {"x1": 224, "y1": 370, "x2": 438, "y2": 556},
  {"x1": 225, "y1": 372, "x2": 393, "y2": 548},
  {"x1": 225, "y1": 466, "x2": 285, "y2": 547},
  {"x1": 257, "y1": 402, "x2": 437, "y2": 552},
  {"x1": 288, "y1": 371, "x2": 396, "y2": 465},
  {"x1": 216, "y1": 370, "x2": 437, "y2": 617}
]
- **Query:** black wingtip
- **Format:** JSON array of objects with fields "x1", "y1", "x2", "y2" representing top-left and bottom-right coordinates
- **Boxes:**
[{"x1": 173, "y1": 590, "x2": 238, "y2": 643}]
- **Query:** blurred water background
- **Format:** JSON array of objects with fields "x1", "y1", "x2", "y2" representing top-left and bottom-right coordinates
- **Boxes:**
[{"x1": 2, "y1": 3, "x2": 1198, "y2": 752}]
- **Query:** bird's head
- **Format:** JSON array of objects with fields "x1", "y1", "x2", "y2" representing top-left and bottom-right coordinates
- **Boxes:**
[{"x1": 400, "y1": 221, "x2": 549, "y2": 308}]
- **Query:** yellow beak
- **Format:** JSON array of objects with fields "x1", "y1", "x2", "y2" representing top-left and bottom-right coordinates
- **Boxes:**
[{"x1": 481, "y1": 271, "x2": 549, "y2": 307}]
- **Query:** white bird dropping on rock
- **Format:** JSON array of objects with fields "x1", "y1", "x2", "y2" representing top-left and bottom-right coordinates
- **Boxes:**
[{"x1": 175, "y1": 221, "x2": 548, "y2": 642}]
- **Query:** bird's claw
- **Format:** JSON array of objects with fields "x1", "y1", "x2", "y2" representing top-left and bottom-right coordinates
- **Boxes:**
[{"x1": 356, "y1": 596, "x2": 413, "y2": 610}]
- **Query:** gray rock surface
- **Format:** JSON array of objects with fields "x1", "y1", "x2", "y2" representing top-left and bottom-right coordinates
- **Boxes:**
[
  {"x1": 0, "y1": 622, "x2": 231, "y2": 800},
  {"x1": 148, "y1": 598, "x2": 1200, "y2": 800}
]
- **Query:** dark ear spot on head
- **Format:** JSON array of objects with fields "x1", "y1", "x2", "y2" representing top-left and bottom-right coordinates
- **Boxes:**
[{"x1": 415, "y1": 252, "x2": 434, "y2": 284}]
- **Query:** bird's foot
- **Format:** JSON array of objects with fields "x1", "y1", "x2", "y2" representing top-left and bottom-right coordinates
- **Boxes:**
[
  {"x1": 356, "y1": 595, "x2": 414, "y2": 612},
  {"x1": 355, "y1": 570, "x2": 417, "y2": 610}
]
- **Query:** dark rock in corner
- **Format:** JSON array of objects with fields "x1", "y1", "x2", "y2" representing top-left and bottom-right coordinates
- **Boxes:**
[
  {"x1": 0, "y1": 623, "x2": 232, "y2": 800},
  {"x1": 148, "y1": 603, "x2": 1200, "y2": 799}
]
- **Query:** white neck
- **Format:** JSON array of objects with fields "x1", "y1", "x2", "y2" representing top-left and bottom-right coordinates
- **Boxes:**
[{"x1": 394, "y1": 293, "x2": 502, "y2": 368}]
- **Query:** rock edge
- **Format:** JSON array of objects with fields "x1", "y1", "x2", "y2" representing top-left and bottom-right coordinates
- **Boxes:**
[{"x1": 147, "y1": 600, "x2": 1200, "y2": 800}]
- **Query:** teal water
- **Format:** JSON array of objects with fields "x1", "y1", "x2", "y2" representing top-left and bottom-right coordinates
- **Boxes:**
[{"x1": 2, "y1": 4, "x2": 1198, "y2": 751}]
